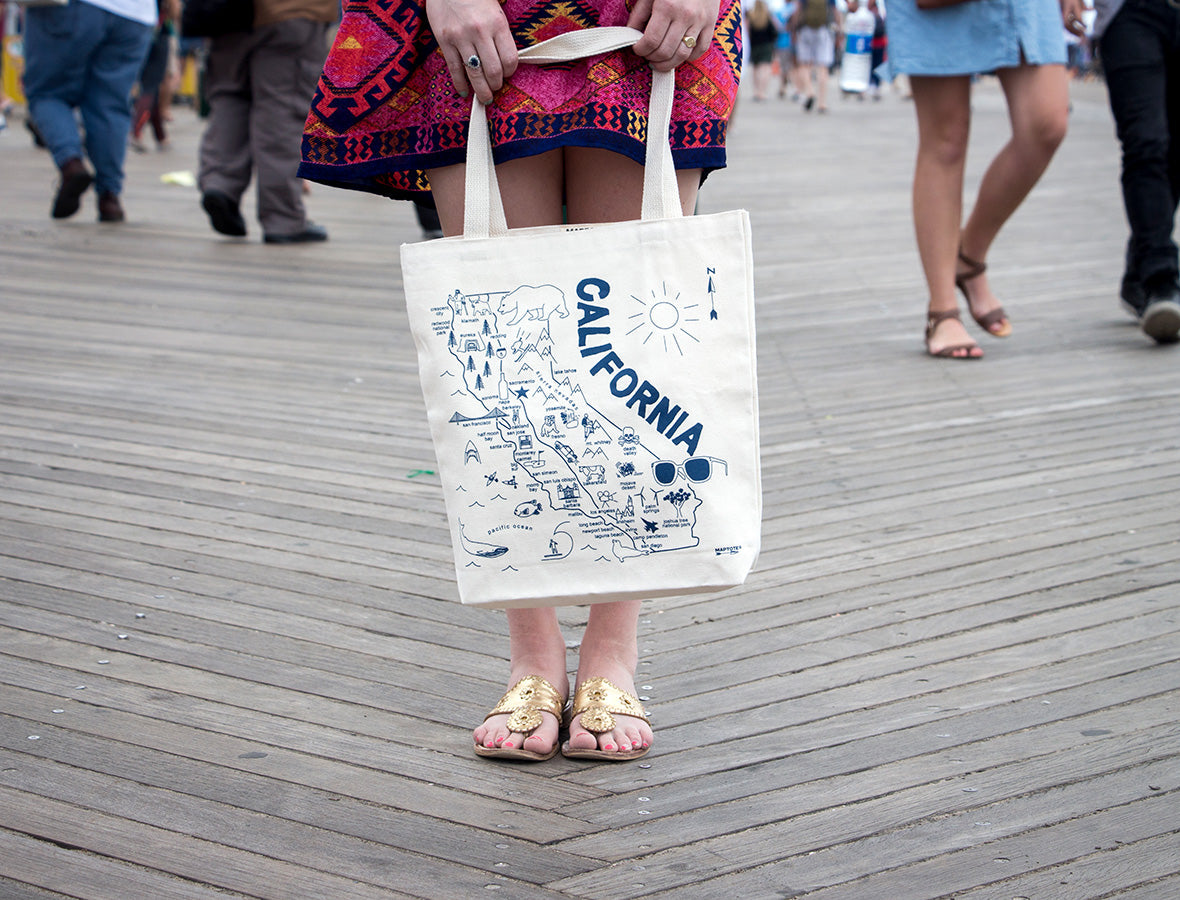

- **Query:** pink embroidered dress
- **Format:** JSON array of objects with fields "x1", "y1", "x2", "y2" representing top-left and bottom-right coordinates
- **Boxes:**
[{"x1": 298, "y1": 0, "x2": 743, "y2": 199}]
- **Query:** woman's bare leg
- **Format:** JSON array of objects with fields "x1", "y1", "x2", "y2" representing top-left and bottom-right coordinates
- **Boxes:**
[
  {"x1": 566, "y1": 599, "x2": 653, "y2": 754},
  {"x1": 562, "y1": 147, "x2": 697, "y2": 754},
  {"x1": 957, "y1": 63, "x2": 1069, "y2": 331},
  {"x1": 753, "y1": 61, "x2": 771, "y2": 100},
  {"x1": 472, "y1": 608, "x2": 570, "y2": 754},
  {"x1": 910, "y1": 74, "x2": 980, "y2": 357},
  {"x1": 565, "y1": 145, "x2": 700, "y2": 221},
  {"x1": 427, "y1": 149, "x2": 564, "y2": 236},
  {"x1": 428, "y1": 147, "x2": 697, "y2": 756},
  {"x1": 429, "y1": 152, "x2": 570, "y2": 756}
]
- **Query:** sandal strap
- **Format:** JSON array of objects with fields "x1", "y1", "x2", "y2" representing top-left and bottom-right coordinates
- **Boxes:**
[
  {"x1": 926, "y1": 308, "x2": 963, "y2": 334},
  {"x1": 955, "y1": 249, "x2": 987, "y2": 287},
  {"x1": 972, "y1": 306, "x2": 1009, "y2": 330},
  {"x1": 485, "y1": 675, "x2": 566, "y2": 734},
  {"x1": 569, "y1": 677, "x2": 649, "y2": 734},
  {"x1": 926, "y1": 309, "x2": 981, "y2": 357},
  {"x1": 929, "y1": 342, "x2": 982, "y2": 358}
]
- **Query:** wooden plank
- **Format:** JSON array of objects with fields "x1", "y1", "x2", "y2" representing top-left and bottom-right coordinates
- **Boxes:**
[
  {"x1": 547, "y1": 743, "x2": 1180, "y2": 897},
  {"x1": 0, "y1": 875, "x2": 78, "y2": 900},
  {"x1": 0, "y1": 786, "x2": 425, "y2": 900},
  {"x1": 1, "y1": 748, "x2": 597, "y2": 892},
  {"x1": 779, "y1": 793, "x2": 1180, "y2": 900},
  {"x1": 558, "y1": 665, "x2": 1180, "y2": 829},
  {"x1": 0, "y1": 672, "x2": 602, "y2": 833},
  {"x1": 554, "y1": 701, "x2": 1179, "y2": 862},
  {"x1": 2, "y1": 73, "x2": 1178, "y2": 898},
  {"x1": 1097, "y1": 876, "x2": 1180, "y2": 900},
  {"x1": 949, "y1": 831, "x2": 1180, "y2": 900},
  {"x1": 0, "y1": 830, "x2": 248, "y2": 900},
  {"x1": 630, "y1": 775, "x2": 1180, "y2": 900},
  {"x1": 0, "y1": 735, "x2": 596, "y2": 886}
]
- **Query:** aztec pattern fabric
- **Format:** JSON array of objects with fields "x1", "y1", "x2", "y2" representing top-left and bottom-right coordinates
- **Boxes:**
[{"x1": 298, "y1": 0, "x2": 743, "y2": 198}]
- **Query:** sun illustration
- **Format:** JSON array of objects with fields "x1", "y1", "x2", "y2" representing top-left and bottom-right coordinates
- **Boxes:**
[{"x1": 627, "y1": 282, "x2": 701, "y2": 355}]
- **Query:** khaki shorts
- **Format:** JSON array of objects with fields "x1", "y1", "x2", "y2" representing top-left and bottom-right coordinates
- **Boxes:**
[{"x1": 795, "y1": 26, "x2": 834, "y2": 67}]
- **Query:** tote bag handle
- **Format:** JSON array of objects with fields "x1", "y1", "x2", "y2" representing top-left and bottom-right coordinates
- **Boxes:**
[{"x1": 463, "y1": 26, "x2": 680, "y2": 239}]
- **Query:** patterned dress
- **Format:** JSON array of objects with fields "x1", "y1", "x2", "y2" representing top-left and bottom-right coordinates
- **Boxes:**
[{"x1": 298, "y1": 0, "x2": 742, "y2": 199}]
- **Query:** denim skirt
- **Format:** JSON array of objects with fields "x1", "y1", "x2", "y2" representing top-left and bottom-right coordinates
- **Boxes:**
[{"x1": 886, "y1": 0, "x2": 1067, "y2": 76}]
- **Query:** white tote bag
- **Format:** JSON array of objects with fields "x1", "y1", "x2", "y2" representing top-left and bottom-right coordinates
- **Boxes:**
[{"x1": 401, "y1": 28, "x2": 760, "y2": 608}]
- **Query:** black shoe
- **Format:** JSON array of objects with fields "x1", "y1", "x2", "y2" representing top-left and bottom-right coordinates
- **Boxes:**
[
  {"x1": 97, "y1": 192, "x2": 125, "y2": 223},
  {"x1": 1119, "y1": 273, "x2": 1146, "y2": 320},
  {"x1": 1141, "y1": 281, "x2": 1180, "y2": 345},
  {"x1": 52, "y1": 158, "x2": 93, "y2": 219},
  {"x1": 263, "y1": 222, "x2": 328, "y2": 244},
  {"x1": 202, "y1": 189, "x2": 247, "y2": 236}
]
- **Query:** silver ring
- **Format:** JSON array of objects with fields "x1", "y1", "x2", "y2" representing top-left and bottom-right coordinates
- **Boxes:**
[{"x1": 465, "y1": 54, "x2": 481, "y2": 70}]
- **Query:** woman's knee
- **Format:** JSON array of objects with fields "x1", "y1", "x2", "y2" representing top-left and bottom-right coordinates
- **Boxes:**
[
  {"x1": 922, "y1": 123, "x2": 970, "y2": 168},
  {"x1": 1028, "y1": 105, "x2": 1069, "y2": 156},
  {"x1": 912, "y1": 78, "x2": 971, "y2": 166}
]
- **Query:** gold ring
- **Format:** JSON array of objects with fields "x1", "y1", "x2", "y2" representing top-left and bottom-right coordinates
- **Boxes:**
[{"x1": 682, "y1": 35, "x2": 697, "y2": 49}]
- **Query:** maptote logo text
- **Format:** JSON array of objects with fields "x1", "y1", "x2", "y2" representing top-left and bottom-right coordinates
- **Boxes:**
[{"x1": 575, "y1": 277, "x2": 703, "y2": 456}]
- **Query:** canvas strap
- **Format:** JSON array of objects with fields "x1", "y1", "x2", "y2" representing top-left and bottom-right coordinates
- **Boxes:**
[{"x1": 463, "y1": 27, "x2": 680, "y2": 239}]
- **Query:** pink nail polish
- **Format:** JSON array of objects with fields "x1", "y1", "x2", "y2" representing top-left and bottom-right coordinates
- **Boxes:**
[
  {"x1": 604, "y1": 743, "x2": 616, "y2": 751},
  {"x1": 503, "y1": 742, "x2": 514, "y2": 749}
]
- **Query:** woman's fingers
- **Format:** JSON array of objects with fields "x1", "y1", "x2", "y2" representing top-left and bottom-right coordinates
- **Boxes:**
[
  {"x1": 628, "y1": 0, "x2": 658, "y2": 49},
  {"x1": 467, "y1": 46, "x2": 501, "y2": 104},
  {"x1": 1060, "y1": 0, "x2": 1086, "y2": 35},
  {"x1": 686, "y1": 26, "x2": 713, "y2": 62},
  {"x1": 630, "y1": 0, "x2": 719, "y2": 71},
  {"x1": 439, "y1": 45, "x2": 472, "y2": 98},
  {"x1": 492, "y1": 28, "x2": 520, "y2": 83},
  {"x1": 426, "y1": 0, "x2": 515, "y2": 103}
]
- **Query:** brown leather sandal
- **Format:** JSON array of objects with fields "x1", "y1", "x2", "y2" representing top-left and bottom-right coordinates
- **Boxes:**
[
  {"x1": 956, "y1": 250, "x2": 1012, "y2": 337},
  {"x1": 926, "y1": 309, "x2": 983, "y2": 359}
]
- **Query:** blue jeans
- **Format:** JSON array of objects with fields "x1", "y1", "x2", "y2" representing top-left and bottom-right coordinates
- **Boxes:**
[
  {"x1": 23, "y1": 1, "x2": 153, "y2": 196},
  {"x1": 1100, "y1": 0, "x2": 1180, "y2": 293}
]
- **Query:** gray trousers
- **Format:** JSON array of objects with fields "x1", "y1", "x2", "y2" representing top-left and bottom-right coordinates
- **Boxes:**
[{"x1": 198, "y1": 19, "x2": 328, "y2": 236}]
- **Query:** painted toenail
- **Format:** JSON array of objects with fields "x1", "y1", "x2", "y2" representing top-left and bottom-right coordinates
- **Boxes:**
[{"x1": 503, "y1": 741, "x2": 514, "y2": 749}]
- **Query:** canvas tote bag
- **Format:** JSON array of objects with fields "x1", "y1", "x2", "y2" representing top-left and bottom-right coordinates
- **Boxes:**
[{"x1": 401, "y1": 27, "x2": 760, "y2": 608}]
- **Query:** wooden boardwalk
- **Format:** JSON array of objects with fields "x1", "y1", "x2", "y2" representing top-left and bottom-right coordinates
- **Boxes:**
[{"x1": 1, "y1": 73, "x2": 1178, "y2": 900}]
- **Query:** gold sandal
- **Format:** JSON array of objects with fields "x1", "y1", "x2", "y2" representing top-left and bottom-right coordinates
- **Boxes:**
[
  {"x1": 474, "y1": 675, "x2": 566, "y2": 762},
  {"x1": 562, "y1": 677, "x2": 651, "y2": 761}
]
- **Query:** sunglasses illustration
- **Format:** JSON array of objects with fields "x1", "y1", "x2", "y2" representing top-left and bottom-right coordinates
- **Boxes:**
[{"x1": 651, "y1": 456, "x2": 728, "y2": 486}]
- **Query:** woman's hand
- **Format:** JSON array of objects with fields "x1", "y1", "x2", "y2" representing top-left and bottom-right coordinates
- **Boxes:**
[
  {"x1": 426, "y1": 0, "x2": 519, "y2": 104},
  {"x1": 628, "y1": 0, "x2": 722, "y2": 72},
  {"x1": 1060, "y1": 0, "x2": 1087, "y2": 36}
]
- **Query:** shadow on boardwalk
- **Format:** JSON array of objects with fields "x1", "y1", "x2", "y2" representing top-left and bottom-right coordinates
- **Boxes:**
[{"x1": 1, "y1": 75, "x2": 1178, "y2": 899}]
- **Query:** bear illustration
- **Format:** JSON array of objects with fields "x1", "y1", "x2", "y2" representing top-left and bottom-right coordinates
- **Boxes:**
[{"x1": 498, "y1": 285, "x2": 569, "y2": 327}]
